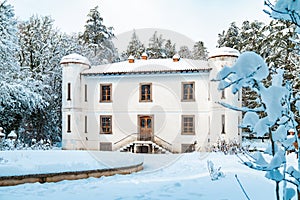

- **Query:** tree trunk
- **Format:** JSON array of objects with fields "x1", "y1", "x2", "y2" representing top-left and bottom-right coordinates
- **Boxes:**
[{"x1": 270, "y1": 129, "x2": 280, "y2": 200}]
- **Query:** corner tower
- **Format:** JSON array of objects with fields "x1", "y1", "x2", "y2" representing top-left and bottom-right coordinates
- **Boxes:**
[
  {"x1": 208, "y1": 47, "x2": 242, "y2": 145},
  {"x1": 60, "y1": 53, "x2": 90, "y2": 150}
]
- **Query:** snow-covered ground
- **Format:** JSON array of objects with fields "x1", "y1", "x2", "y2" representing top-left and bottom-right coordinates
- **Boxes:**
[
  {"x1": 0, "y1": 150, "x2": 298, "y2": 200},
  {"x1": 0, "y1": 150, "x2": 143, "y2": 176}
]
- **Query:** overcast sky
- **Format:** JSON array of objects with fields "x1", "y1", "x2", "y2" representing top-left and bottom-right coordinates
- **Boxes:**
[{"x1": 7, "y1": 0, "x2": 271, "y2": 52}]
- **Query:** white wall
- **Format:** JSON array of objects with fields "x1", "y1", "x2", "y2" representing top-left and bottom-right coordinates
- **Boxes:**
[{"x1": 62, "y1": 55, "x2": 242, "y2": 152}]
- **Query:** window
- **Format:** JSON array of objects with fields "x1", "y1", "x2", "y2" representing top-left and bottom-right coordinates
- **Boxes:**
[
  {"x1": 181, "y1": 115, "x2": 195, "y2": 135},
  {"x1": 67, "y1": 115, "x2": 71, "y2": 133},
  {"x1": 100, "y1": 142, "x2": 112, "y2": 151},
  {"x1": 140, "y1": 83, "x2": 152, "y2": 102},
  {"x1": 84, "y1": 84, "x2": 87, "y2": 102},
  {"x1": 221, "y1": 114, "x2": 225, "y2": 134},
  {"x1": 84, "y1": 116, "x2": 88, "y2": 133},
  {"x1": 67, "y1": 83, "x2": 71, "y2": 101},
  {"x1": 182, "y1": 82, "x2": 195, "y2": 101},
  {"x1": 100, "y1": 115, "x2": 112, "y2": 134},
  {"x1": 100, "y1": 84, "x2": 112, "y2": 102},
  {"x1": 181, "y1": 144, "x2": 195, "y2": 153},
  {"x1": 221, "y1": 90, "x2": 225, "y2": 99}
]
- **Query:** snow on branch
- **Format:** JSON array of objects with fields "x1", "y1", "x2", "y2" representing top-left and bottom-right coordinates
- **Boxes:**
[{"x1": 264, "y1": 0, "x2": 300, "y2": 32}]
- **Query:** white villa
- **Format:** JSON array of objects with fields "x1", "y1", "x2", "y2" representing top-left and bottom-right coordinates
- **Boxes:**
[{"x1": 61, "y1": 47, "x2": 242, "y2": 153}]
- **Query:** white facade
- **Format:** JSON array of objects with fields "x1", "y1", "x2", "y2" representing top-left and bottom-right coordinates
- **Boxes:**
[{"x1": 61, "y1": 48, "x2": 242, "y2": 153}]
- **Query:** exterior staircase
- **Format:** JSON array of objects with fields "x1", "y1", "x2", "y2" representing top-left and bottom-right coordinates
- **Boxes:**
[{"x1": 119, "y1": 141, "x2": 171, "y2": 154}]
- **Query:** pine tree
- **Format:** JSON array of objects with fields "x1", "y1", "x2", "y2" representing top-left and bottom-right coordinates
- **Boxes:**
[
  {"x1": 0, "y1": 0, "x2": 19, "y2": 79},
  {"x1": 80, "y1": 6, "x2": 117, "y2": 65},
  {"x1": 81, "y1": 6, "x2": 114, "y2": 45},
  {"x1": 237, "y1": 20, "x2": 265, "y2": 52},
  {"x1": 178, "y1": 45, "x2": 192, "y2": 59},
  {"x1": 123, "y1": 30, "x2": 145, "y2": 59},
  {"x1": 147, "y1": 31, "x2": 165, "y2": 59},
  {"x1": 217, "y1": 22, "x2": 240, "y2": 48},
  {"x1": 192, "y1": 41, "x2": 208, "y2": 60},
  {"x1": 164, "y1": 39, "x2": 176, "y2": 58}
]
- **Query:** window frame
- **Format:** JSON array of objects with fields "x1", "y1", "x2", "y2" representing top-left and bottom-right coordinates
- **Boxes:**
[
  {"x1": 221, "y1": 114, "x2": 225, "y2": 134},
  {"x1": 181, "y1": 143, "x2": 195, "y2": 153},
  {"x1": 181, "y1": 82, "x2": 195, "y2": 102},
  {"x1": 139, "y1": 83, "x2": 152, "y2": 102},
  {"x1": 84, "y1": 84, "x2": 88, "y2": 102},
  {"x1": 84, "y1": 115, "x2": 88, "y2": 133},
  {"x1": 100, "y1": 115, "x2": 112, "y2": 134},
  {"x1": 100, "y1": 84, "x2": 112, "y2": 103},
  {"x1": 99, "y1": 142, "x2": 112, "y2": 151},
  {"x1": 67, "y1": 83, "x2": 71, "y2": 101},
  {"x1": 67, "y1": 114, "x2": 71, "y2": 133},
  {"x1": 181, "y1": 115, "x2": 195, "y2": 135}
]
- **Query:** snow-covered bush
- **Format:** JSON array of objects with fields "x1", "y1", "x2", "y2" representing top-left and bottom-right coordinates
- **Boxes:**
[
  {"x1": 0, "y1": 137, "x2": 54, "y2": 151},
  {"x1": 209, "y1": 138, "x2": 241, "y2": 155},
  {"x1": 207, "y1": 160, "x2": 225, "y2": 181},
  {"x1": 215, "y1": 51, "x2": 300, "y2": 200}
]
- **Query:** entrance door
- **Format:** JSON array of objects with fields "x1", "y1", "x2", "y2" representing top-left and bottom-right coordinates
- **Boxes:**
[{"x1": 139, "y1": 116, "x2": 153, "y2": 141}]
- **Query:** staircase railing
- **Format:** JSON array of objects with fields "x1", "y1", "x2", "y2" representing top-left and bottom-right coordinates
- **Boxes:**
[
  {"x1": 154, "y1": 135, "x2": 172, "y2": 152},
  {"x1": 113, "y1": 133, "x2": 137, "y2": 151}
]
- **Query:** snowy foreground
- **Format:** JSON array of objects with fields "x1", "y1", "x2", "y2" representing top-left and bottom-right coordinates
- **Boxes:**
[{"x1": 0, "y1": 150, "x2": 298, "y2": 200}]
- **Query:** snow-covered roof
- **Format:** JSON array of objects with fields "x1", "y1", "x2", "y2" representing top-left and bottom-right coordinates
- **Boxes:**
[
  {"x1": 208, "y1": 47, "x2": 240, "y2": 58},
  {"x1": 142, "y1": 52, "x2": 148, "y2": 57},
  {"x1": 82, "y1": 58, "x2": 211, "y2": 76},
  {"x1": 60, "y1": 53, "x2": 91, "y2": 66}
]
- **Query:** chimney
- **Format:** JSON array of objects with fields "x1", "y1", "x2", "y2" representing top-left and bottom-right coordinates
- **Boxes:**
[
  {"x1": 172, "y1": 54, "x2": 180, "y2": 62},
  {"x1": 141, "y1": 52, "x2": 148, "y2": 60},
  {"x1": 128, "y1": 55, "x2": 135, "y2": 63}
]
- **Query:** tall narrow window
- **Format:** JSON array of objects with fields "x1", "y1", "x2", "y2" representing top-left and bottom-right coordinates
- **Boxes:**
[
  {"x1": 181, "y1": 115, "x2": 195, "y2": 135},
  {"x1": 221, "y1": 90, "x2": 225, "y2": 99},
  {"x1": 67, "y1": 83, "x2": 71, "y2": 101},
  {"x1": 84, "y1": 116, "x2": 88, "y2": 133},
  {"x1": 208, "y1": 81, "x2": 211, "y2": 101},
  {"x1": 221, "y1": 114, "x2": 225, "y2": 134},
  {"x1": 67, "y1": 115, "x2": 71, "y2": 133},
  {"x1": 140, "y1": 83, "x2": 152, "y2": 102},
  {"x1": 100, "y1": 115, "x2": 112, "y2": 134},
  {"x1": 84, "y1": 84, "x2": 88, "y2": 102},
  {"x1": 100, "y1": 84, "x2": 112, "y2": 102},
  {"x1": 208, "y1": 116, "x2": 211, "y2": 135},
  {"x1": 182, "y1": 82, "x2": 195, "y2": 101},
  {"x1": 238, "y1": 116, "x2": 241, "y2": 136}
]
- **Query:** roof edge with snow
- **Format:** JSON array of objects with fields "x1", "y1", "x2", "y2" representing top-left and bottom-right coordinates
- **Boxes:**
[
  {"x1": 60, "y1": 53, "x2": 91, "y2": 66},
  {"x1": 208, "y1": 47, "x2": 240, "y2": 59}
]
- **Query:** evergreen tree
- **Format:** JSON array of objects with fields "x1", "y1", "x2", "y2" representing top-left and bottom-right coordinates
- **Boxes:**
[
  {"x1": 18, "y1": 15, "x2": 79, "y2": 143},
  {"x1": 122, "y1": 30, "x2": 145, "y2": 59},
  {"x1": 164, "y1": 39, "x2": 176, "y2": 58},
  {"x1": 192, "y1": 41, "x2": 208, "y2": 60},
  {"x1": 0, "y1": 2, "x2": 47, "y2": 139},
  {"x1": 237, "y1": 20, "x2": 265, "y2": 52},
  {"x1": 0, "y1": 0, "x2": 19, "y2": 79},
  {"x1": 178, "y1": 45, "x2": 192, "y2": 59},
  {"x1": 80, "y1": 6, "x2": 117, "y2": 65},
  {"x1": 218, "y1": 19, "x2": 300, "y2": 136},
  {"x1": 147, "y1": 31, "x2": 165, "y2": 59},
  {"x1": 217, "y1": 22, "x2": 240, "y2": 48}
]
